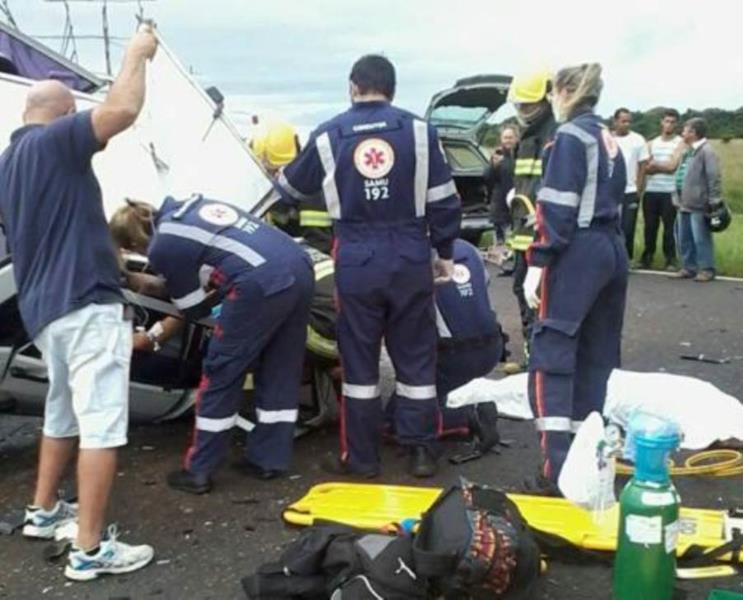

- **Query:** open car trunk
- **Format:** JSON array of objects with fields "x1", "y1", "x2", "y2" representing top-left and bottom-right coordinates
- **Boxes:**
[{"x1": 426, "y1": 75, "x2": 512, "y2": 239}]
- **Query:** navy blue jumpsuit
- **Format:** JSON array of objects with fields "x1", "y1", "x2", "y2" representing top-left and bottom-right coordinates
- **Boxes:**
[
  {"x1": 148, "y1": 196, "x2": 314, "y2": 476},
  {"x1": 434, "y1": 239, "x2": 504, "y2": 434},
  {"x1": 527, "y1": 110, "x2": 629, "y2": 483},
  {"x1": 275, "y1": 101, "x2": 461, "y2": 473}
]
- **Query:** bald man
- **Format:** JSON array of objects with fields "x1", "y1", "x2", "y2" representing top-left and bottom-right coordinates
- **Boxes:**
[{"x1": 0, "y1": 26, "x2": 158, "y2": 581}]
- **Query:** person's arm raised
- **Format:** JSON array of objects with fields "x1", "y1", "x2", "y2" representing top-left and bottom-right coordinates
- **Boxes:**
[{"x1": 91, "y1": 25, "x2": 158, "y2": 145}]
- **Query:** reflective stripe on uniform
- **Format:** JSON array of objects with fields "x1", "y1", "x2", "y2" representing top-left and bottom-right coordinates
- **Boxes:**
[
  {"x1": 557, "y1": 122, "x2": 599, "y2": 228},
  {"x1": 306, "y1": 325, "x2": 338, "y2": 359},
  {"x1": 300, "y1": 209, "x2": 333, "y2": 227},
  {"x1": 534, "y1": 416, "x2": 573, "y2": 432},
  {"x1": 278, "y1": 170, "x2": 316, "y2": 203},
  {"x1": 173, "y1": 287, "x2": 207, "y2": 310},
  {"x1": 257, "y1": 408, "x2": 298, "y2": 424},
  {"x1": 426, "y1": 180, "x2": 457, "y2": 204},
  {"x1": 435, "y1": 305, "x2": 452, "y2": 338},
  {"x1": 159, "y1": 222, "x2": 266, "y2": 267},
  {"x1": 539, "y1": 187, "x2": 580, "y2": 207},
  {"x1": 396, "y1": 382, "x2": 436, "y2": 400},
  {"x1": 236, "y1": 416, "x2": 256, "y2": 432},
  {"x1": 571, "y1": 420, "x2": 584, "y2": 433},
  {"x1": 506, "y1": 235, "x2": 533, "y2": 252},
  {"x1": 343, "y1": 383, "x2": 380, "y2": 399},
  {"x1": 196, "y1": 414, "x2": 237, "y2": 432},
  {"x1": 313, "y1": 259, "x2": 335, "y2": 281},
  {"x1": 413, "y1": 120, "x2": 429, "y2": 217},
  {"x1": 514, "y1": 158, "x2": 542, "y2": 176},
  {"x1": 315, "y1": 132, "x2": 342, "y2": 219}
]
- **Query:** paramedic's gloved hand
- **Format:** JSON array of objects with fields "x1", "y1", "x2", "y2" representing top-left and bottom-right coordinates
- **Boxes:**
[
  {"x1": 433, "y1": 258, "x2": 455, "y2": 284},
  {"x1": 524, "y1": 266, "x2": 543, "y2": 310},
  {"x1": 131, "y1": 23, "x2": 158, "y2": 60}
]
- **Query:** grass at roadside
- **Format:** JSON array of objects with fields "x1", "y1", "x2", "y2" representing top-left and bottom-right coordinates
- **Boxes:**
[
  {"x1": 633, "y1": 211, "x2": 743, "y2": 277},
  {"x1": 712, "y1": 139, "x2": 743, "y2": 214}
]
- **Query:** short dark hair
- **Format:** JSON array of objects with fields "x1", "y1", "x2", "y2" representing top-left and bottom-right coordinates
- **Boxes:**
[
  {"x1": 684, "y1": 117, "x2": 707, "y2": 139},
  {"x1": 662, "y1": 108, "x2": 680, "y2": 121},
  {"x1": 614, "y1": 107, "x2": 631, "y2": 120},
  {"x1": 350, "y1": 55, "x2": 396, "y2": 99}
]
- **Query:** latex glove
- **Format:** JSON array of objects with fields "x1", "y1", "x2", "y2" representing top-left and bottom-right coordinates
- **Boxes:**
[
  {"x1": 433, "y1": 258, "x2": 455, "y2": 284},
  {"x1": 524, "y1": 266, "x2": 543, "y2": 310}
]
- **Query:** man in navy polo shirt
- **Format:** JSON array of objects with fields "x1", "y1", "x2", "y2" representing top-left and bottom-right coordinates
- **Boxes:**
[{"x1": 0, "y1": 26, "x2": 157, "y2": 582}]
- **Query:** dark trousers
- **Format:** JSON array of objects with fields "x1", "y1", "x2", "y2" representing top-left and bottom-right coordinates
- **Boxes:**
[
  {"x1": 512, "y1": 250, "x2": 535, "y2": 352},
  {"x1": 621, "y1": 192, "x2": 639, "y2": 259},
  {"x1": 436, "y1": 336, "x2": 503, "y2": 432},
  {"x1": 185, "y1": 262, "x2": 314, "y2": 476},
  {"x1": 528, "y1": 228, "x2": 628, "y2": 483},
  {"x1": 336, "y1": 240, "x2": 438, "y2": 472},
  {"x1": 642, "y1": 192, "x2": 677, "y2": 266}
]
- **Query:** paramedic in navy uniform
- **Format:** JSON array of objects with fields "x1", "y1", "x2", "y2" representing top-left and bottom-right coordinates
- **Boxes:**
[
  {"x1": 273, "y1": 55, "x2": 461, "y2": 478},
  {"x1": 523, "y1": 63, "x2": 629, "y2": 493},
  {"x1": 112, "y1": 196, "x2": 314, "y2": 494}
]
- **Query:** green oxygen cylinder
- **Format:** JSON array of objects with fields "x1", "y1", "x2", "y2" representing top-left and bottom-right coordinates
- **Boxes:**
[{"x1": 613, "y1": 412, "x2": 682, "y2": 600}]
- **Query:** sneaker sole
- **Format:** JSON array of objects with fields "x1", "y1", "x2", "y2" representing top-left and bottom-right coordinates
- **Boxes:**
[
  {"x1": 22, "y1": 524, "x2": 55, "y2": 539},
  {"x1": 64, "y1": 554, "x2": 154, "y2": 582}
]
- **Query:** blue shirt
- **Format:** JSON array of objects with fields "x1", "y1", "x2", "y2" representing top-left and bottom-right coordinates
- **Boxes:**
[
  {"x1": 528, "y1": 111, "x2": 627, "y2": 268},
  {"x1": 275, "y1": 101, "x2": 461, "y2": 259},
  {"x1": 149, "y1": 196, "x2": 308, "y2": 317},
  {"x1": 0, "y1": 111, "x2": 123, "y2": 338},
  {"x1": 435, "y1": 239, "x2": 499, "y2": 341}
]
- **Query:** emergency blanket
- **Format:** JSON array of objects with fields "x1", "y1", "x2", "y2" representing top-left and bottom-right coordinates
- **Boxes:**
[{"x1": 446, "y1": 370, "x2": 743, "y2": 450}]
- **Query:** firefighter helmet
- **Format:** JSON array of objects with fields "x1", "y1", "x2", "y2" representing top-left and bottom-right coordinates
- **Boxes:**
[
  {"x1": 706, "y1": 201, "x2": 732, "y2": 233},
  {"x1": 263, "y1": 121, "x2": 300, "y2": 168},
  {"x1": 507, "y1": 71, "x2": 553, "y2": 104}
]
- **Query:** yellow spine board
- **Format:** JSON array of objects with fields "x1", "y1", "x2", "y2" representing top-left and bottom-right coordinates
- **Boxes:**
[{"x1": 283, "y1": 483, "x2": 736, "y2": 562}]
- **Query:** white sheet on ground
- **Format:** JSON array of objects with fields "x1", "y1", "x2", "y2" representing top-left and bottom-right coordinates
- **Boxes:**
[{"x1": 446, "y1": 370, "x2": 743, "y2": 449}]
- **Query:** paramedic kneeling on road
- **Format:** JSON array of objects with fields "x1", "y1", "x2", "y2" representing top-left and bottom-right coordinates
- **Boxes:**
[
  {"x1": 273, "y1": 55, "x2": 461, "y2": 478},
  {"x1": 113, "y1": 196, "x2": 313, "y2": 494},
  {"x1": 524, "y1": 64, "x2": 628, "y2": 493}
]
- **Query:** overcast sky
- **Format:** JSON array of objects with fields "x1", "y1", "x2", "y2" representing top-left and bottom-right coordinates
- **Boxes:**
[{"x1": 5, "y1": 0, "x2": 742, "y2": 129}]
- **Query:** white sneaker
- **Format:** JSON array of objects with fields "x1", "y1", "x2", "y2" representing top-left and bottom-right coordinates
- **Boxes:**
[
  {"x1": 64, "y1": 524, "x2": 154, "y2": 581},
  {"x1": 22, "y1": 500, "x2": 78, "y2": 539}
]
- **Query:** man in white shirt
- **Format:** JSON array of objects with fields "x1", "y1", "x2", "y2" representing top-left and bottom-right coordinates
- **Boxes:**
[
  {"x1": 642, "y1": 109, "x2": 682, "y2": 269},
  {"x1": 613, "y1": 108, "x2": 650, "y2": 261}
]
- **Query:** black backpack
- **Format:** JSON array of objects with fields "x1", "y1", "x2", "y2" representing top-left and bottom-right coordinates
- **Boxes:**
[
  {"x1": 242, "y1": 524, "x2": 424, "y2": 599},
  {"x1": 412, "y1": 480, "x2": 541, "y2": 600}
]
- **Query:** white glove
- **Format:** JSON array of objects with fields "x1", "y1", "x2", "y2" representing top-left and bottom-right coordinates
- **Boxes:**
[
  {"x1": 433, "y1": 258, "x2": 455, "y2": 284},
  {"x1": 523, "y1": 266, "x2": 543, "y2": 310}
]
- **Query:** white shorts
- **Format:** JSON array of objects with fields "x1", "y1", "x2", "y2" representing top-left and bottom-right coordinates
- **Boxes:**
[{"x1": 34, "y1": 303, "x2": 132, "y2": 449}]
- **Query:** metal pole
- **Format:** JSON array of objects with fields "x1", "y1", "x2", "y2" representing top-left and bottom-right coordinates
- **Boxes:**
[{"x1": 101, "y1": 0, "x2": 112, "y2": 76}]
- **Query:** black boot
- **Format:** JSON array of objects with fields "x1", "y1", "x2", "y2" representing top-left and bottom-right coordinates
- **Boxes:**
[
  {"x1": 232, "y1": 458, "x2": 284, "y2": 481},
  {"x1": 522, "y1": 474, "x2": 562, "y2": 498},
  {"x1": 166, "y1": 469, "x2": 212, "y2": 495},
  {"x1": 408, "y1": 446, "x2": 437, "y2": 478},
  {"x1": 469, "y1": 403, "x2": 500, "y2": 453}
]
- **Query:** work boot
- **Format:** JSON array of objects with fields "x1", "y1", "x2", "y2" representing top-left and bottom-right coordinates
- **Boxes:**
[
  {"x1": 522, "y1": 474, "x2": 562, "y2": 498},
  {"x1": 232, "y1": 458, "x2": 284, "y2": 481},
  {"x1": 469, "y1": 403, "x2": 500, "y2": 453},
  {"x1": 166, "y1": 469, "x2": 212, "y2": 495},
  {"x1": 669, "y1": 269, "x2": 696, "y2": 280},
  {"x1": 321, "y1": 455, "x2": 379, "y2": 479},
  {"x1": 408, "y1": 446, "x2": 437, "y2": 478},
  {"x1": 694, "y1": 270, "x2": 715, "y2": 283}
]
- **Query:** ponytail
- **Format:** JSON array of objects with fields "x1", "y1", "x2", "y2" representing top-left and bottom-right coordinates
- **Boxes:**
[{"x1": 109, "y1": 199, "x2": 156, "y2": 252}]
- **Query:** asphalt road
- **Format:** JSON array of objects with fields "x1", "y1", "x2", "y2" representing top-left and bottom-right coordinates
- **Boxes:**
[{"x1": 1, "y1": 270, "x2": 743, "y2": 599}]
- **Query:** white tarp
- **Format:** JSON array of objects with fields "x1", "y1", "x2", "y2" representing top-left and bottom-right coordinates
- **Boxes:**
[
  {"x1": 447, "y1": 370, "x2": 743, "y2": 450},
  {"x1": 0, "y1": 31, "x2": 271, "y2": 220}
]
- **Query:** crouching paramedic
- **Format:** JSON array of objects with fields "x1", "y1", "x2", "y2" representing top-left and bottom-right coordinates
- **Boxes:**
[
  {"x1": 523, "y1": 64, "x2": 628, "y2": 493},
  {"x1": 112, "y1": 196, "x2": 313, "y2": 494},
  {"x1": 272, "y1": 55, "x2": 461, "y2": 478}
]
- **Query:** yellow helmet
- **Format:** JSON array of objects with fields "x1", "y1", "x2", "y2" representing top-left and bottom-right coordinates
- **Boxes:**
[
  {"x1": 507, "y1": 71, "x2": 553, "y2": 104},
  {"x1": 263, "y1": 121, "x2": 299, "y2": 168},
  {"x1": 250, "y1": 134, "x2": 267, "y2": 162}
]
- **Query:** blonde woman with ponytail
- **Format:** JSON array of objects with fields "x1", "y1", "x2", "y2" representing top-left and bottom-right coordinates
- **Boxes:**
[{"x1": 522, "y1": 63, "x2": 630, "y2": 493}]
